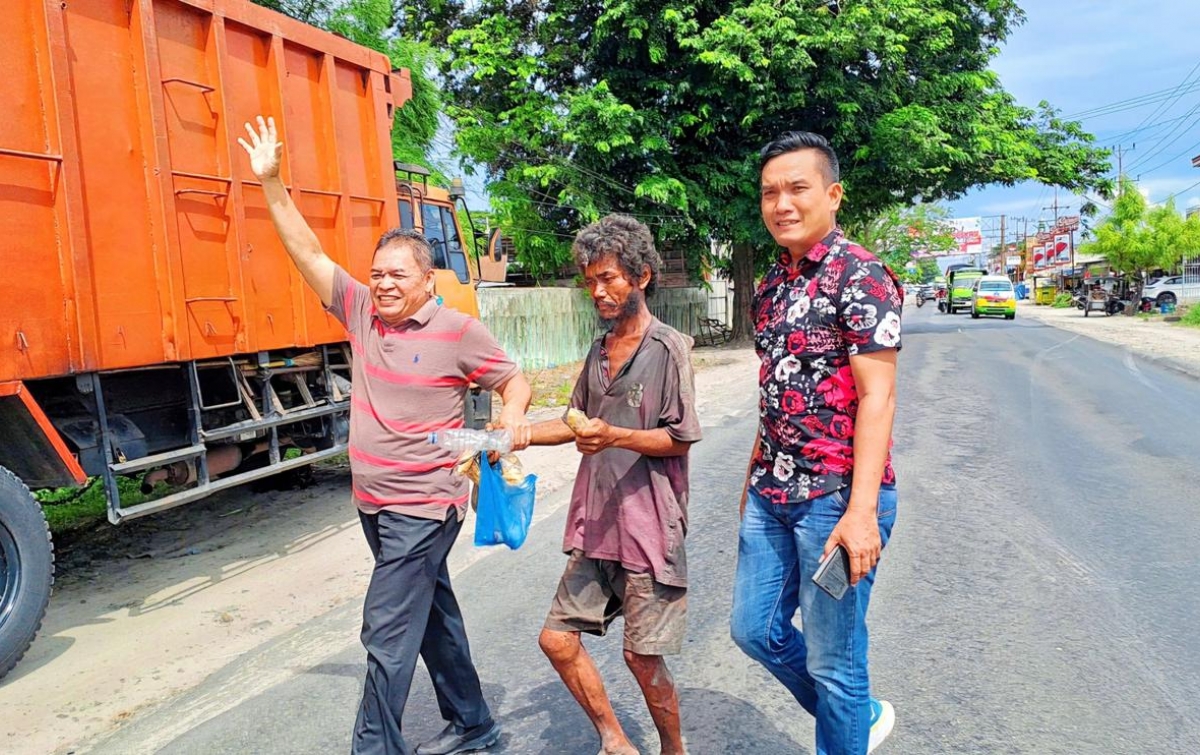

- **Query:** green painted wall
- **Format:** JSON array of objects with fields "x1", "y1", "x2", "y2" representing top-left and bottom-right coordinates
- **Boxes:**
[{"x1": 478, "y1": 286, "x2": 710, "y2": 369}]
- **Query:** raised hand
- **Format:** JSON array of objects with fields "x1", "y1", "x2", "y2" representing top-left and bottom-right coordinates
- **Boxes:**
[{"x1": 237, "y1": 115, "x2": 283, "y2": 180}]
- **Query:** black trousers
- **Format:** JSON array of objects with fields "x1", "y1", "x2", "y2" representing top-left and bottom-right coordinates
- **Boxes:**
[{"x1": 352, "y1": 510, "x2": 491, "y2": 755}]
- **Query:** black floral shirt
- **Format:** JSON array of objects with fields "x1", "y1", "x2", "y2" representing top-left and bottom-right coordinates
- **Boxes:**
[{"x1": 750, "y1": 228, "x2": 903, "y2": 504}]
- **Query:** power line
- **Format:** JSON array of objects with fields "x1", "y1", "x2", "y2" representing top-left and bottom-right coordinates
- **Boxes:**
[
  {"x1": 450, "y1": 110, "x2": 686, "y2": 212},
  {"x1": 521, "y1": 184, "x2": 688, "y2": 223},
  {"x1": 1127, "y1": 58, "x2": 1200, "y2": 136},
  {"x1": 1064, "y1": 79, "x2": 1200, "y2": 120},
  {"x1": 524, "y1": 200, "x2": 688, "y2": 227},
  {"x1": 1126, "y1": 100, "x2": 1200, "y2": 173},
  {"x1": 1101, "y1": 112, "x2": 1192, "y2": 147},
  {"x1": 501, "y1": 225, "x2": 580, "y2": 240},
  {"x1": 1130, "y1": 134, "x2": 1200, "y2": 178},
  {"x1": 1165, "y1": 177, "x2": 1200, "y2": 203}
]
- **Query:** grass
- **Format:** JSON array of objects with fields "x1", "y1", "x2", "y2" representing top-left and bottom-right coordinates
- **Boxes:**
[
  {"x1": 36, "y1": 448, "x2": 318, "y2": 535},
  {"x1": 525, "y1": 361, "x2": 584, "y2": 409},
  {"x1": 1181, "y1": 305, "x2": 1200, "y2": 328},
  {"x1": 36, "y1": 476, "x2": 168, "y2": 535}
]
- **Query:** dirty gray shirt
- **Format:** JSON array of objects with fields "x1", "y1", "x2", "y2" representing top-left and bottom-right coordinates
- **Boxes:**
[{"x1": 563, "y1": 318, "x2": 702, "y2": 588}]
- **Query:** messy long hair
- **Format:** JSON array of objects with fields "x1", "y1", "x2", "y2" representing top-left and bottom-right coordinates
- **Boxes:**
[{"x1": 572, "y1": 214, "x2": 662, "y2": 298}]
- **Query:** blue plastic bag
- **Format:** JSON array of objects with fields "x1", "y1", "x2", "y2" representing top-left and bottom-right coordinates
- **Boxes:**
[{"x1": 474, "y1": 454, "x2": 537, "y2": 550}]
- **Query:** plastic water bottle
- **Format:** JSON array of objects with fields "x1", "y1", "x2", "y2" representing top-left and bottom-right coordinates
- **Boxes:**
[{"x1": 428, "y1": 428, "x2": 513, "y2": 454}]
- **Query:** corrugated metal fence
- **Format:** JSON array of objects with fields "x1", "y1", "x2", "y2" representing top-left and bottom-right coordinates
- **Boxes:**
[{"x1": 478, "y1": 286, "x2": 710, "y2": 369}]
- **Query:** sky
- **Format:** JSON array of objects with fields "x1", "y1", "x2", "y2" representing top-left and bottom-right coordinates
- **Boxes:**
[{"x1": 947, "y1": 0, "x2": 1200, "y2": 227}]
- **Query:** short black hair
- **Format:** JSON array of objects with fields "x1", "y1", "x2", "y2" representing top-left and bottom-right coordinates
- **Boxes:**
[
  {"x1": 573, "y1": 214, "x2": 662, "y2": 298},
  {"x1": 759, "y1": 131, "x2": 840, "y2": 185},
  {"x1": 373, "y1": 227, "x2": 434, "y2": 273}
]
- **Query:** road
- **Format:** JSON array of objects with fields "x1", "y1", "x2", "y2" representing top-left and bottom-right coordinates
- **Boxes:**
[{"x1": 46, "y1": 304, "x2": 1200, "y2": 753}]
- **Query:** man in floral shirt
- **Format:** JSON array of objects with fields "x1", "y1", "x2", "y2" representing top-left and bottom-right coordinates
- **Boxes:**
[{"x1": 730, "y1": 131, "x2": 902, "y2": 755}]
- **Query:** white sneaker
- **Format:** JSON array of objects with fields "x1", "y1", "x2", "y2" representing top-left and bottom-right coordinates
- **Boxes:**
[{"x1": 867, "y1": 698, "x2": 895, "y2": 753}]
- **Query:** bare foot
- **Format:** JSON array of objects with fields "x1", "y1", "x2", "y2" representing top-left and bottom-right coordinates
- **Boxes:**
[{"x1": 597, "y1": 744, "x2": 640, "y2": 755}]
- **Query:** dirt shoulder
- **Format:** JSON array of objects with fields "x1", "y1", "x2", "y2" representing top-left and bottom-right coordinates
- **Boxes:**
[
  {"x1": 1019, "y1": 301, "x2": 1200, "y2": 379},
  {"x1": 0, "y1": 347, "x2": 758, "y2": 755}
]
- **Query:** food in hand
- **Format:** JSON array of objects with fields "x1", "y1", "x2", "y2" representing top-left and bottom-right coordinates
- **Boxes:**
[
  {"x1": 454, "y1": 450, "x2": 481, "y2": 483},
  {"x1": 564, "y1": 408, "x2": 589, "y2": 433}
]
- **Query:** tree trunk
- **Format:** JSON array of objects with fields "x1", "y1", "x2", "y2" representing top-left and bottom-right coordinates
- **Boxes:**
[{"x1": 731, "y1": 241, "x2": 757, "y2": 343}]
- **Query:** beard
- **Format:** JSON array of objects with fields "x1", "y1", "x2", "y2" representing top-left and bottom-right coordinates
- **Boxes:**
[{"x1": 599, "y1": 289, "x2": 644, "y2": 327}]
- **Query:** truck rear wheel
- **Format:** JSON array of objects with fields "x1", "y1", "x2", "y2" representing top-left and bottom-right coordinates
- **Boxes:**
[{"x1": 0, "y1": 466, "x2": 54, "y2": 681}]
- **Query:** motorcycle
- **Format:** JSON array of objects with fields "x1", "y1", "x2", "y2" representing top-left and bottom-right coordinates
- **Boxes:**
[
  {"x1": 935, "y1": 287, "x2": 948, "y2": 313},
  {"x1": 915, "y1": 285, "x2": 934, "y2": 308}
]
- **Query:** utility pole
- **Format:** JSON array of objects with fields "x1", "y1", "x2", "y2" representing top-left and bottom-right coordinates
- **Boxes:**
[
  {"x1": 1115, "y1": 144, "x2": 1135, "y2": 193},
  {"x1": 1021, "y1": 217, "x2": 1030, "y2": 282},
  {"x1": 1043, "y1": 187, "x2": 1061, "y2": 226},
  {"x1": 1043, "y1": 189, "x2": 1071, "y2": 287},
  {"x1": 999, "y1": 214, "x2": 1006, "y2": 277}
]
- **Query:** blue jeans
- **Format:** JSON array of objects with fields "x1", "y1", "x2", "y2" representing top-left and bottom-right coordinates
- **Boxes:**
[{"x1": 730, "y1": 485, "x2": 898, "y2": 755}]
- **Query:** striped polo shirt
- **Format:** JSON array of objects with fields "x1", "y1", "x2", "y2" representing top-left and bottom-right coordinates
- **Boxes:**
[{"x1": 326, "y1": 266, "x2": 519, "y2": 521}]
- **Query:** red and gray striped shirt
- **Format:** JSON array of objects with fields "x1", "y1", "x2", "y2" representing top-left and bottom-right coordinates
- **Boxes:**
[{"x1": 326, "y1": 266, "x2": 519, "y2": 521}]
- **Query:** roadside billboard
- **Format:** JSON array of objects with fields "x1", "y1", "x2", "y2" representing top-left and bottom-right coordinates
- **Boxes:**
[{"x1": 949, "y1": 217, "x2": 983, "y2": 257}]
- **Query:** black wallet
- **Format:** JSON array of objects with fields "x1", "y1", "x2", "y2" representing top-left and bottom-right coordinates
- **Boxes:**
[{"x1": 812, "y1": 545, "x2": 851, "y2": 600}]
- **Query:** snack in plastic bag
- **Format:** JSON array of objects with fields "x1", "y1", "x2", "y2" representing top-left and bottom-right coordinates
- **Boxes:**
[
  {"x1": 564, "y1": 408, "x2": 590, "y2": 433},
  {"x1": 457, "y1": 450, "x2": 525, "y2": 486},
  {"x1": 454, "y1": 449, "x2": 481, "y2": 483},
  {"x1": 474, "y1": 454, "x2": 537, "y2": 550},
  {"x1": 498, "y1": 453, "x2": 526, "y2": 486}
]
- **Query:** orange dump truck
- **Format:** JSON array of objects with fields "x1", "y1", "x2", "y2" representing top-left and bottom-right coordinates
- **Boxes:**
[{"x1": 0, "y1": 0, "x2": 489, "y2": 680}]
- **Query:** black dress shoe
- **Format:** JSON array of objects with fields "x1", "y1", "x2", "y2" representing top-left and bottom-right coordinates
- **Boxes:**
[{"x1": 415, "y1": 720, "x2": 501, "y2": 755}]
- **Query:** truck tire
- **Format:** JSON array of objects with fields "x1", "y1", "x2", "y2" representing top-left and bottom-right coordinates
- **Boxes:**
[{"x1": 0, "y1": 466, "x2": 54, "y2": 682}]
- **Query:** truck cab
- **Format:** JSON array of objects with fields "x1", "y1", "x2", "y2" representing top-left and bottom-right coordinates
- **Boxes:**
[
  {"x1": 944, "y1": 266, "x2": 987, "y2": 315},
  {"x1": 394, "y1": 163, "x2": 495, "y2": 431},
  {"x1": 394, "y1": 163, "x2": 481, "y2": 317}
]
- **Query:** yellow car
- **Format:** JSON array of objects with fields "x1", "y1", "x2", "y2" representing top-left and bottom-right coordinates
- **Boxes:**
[{"x1": 971, "y1": 276, "x2": 1017, "y2": 320}]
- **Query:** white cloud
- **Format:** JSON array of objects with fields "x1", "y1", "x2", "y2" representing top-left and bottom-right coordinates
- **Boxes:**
[{"x1": 1137, "y1": 176, "x2": 1200, "y2": 203}]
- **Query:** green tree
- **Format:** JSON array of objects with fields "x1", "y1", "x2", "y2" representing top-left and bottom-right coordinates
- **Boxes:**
[
  {"x1": 916, "y1": 257, "x2": 942, "y2": 283},
  {"x1": 846, "y1": 205, "x2": 958, "y2": 276},
  {"x1": 428, "y1": 0, "x2": 1110, "y2": 336},
  {"x1": 249, "y1": 0, "x2": 337, "y2": 24},
  {"x1": 1080, "y1": 178, "x2": 1200, "y2": 303},
  {"x1": 251, "y1": 0, "x2": 441, "y2": 171}
]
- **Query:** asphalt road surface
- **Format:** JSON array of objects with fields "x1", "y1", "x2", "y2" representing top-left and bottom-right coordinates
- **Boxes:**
[{"x1": 87, "y1": 304, "x2": 1200, "y2": 754}]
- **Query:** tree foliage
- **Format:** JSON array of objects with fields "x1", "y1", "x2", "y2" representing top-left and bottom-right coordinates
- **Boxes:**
[
  {"x1": 250, "y1": 0, "x2": 441, "y2": 171},
  {"x1": 416, "y1": 0, "x2": 1110, "y2": 333},
  {"x1": 1079, "y1": 178, "x2": 1200, "y2": 289},
  {"x1": 846, "y1": 204, "x2": 958, "y2": 276}
]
